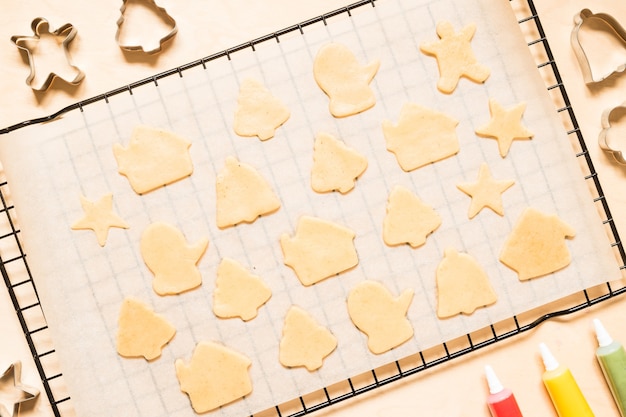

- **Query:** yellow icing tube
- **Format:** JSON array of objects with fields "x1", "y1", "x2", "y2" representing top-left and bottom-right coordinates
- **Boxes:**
[{"x1": 539, "y1": 343, "x2": 594, "y2": 417}]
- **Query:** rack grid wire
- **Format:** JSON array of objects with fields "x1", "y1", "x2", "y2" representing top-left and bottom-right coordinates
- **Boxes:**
[{"x1": 1, "y1": 0, "x2": 625, "y2": 416}]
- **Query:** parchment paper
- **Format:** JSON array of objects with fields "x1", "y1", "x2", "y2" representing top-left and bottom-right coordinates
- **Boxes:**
[{"x1": 0, "y1": 0, "x2": 620, "y2": 416}]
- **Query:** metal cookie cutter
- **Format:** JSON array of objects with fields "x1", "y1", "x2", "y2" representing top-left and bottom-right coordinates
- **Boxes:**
[
  {"x1": 11, "y1": 17, "x2": 84, "y2": 91},
  {"x1": 571, "y1": 9, "x2": 626, "y2": 84},
  {"x1": 0, "y1": 361, "x2": 40, "y2": 417},
  {"x1": 116, "y1": 0, "x2": 177, "y2": 54},
  {"x1": 599, "y1": 101, "x2": 626, "y2": 164}
]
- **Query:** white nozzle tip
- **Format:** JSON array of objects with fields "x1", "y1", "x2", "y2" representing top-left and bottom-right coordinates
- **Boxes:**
[
  {"x1": 593, "y1": 318, "x2": 613, "y2": 347},
  {"x1": 539, "y1": 342, "x2": 559, "y2": 371},
  {"x1": 484, "y1": 365, "x2": 504, "y2": 394}
]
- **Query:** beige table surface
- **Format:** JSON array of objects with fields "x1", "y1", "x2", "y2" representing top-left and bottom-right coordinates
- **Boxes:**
[{"x1": 2, "y1": 0, "x2": 626, "y2": 416}]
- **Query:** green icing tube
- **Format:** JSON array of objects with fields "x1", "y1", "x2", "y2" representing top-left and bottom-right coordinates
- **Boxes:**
[{"x1": 594, "y1": 319, "x2": 626, "y2": 417}]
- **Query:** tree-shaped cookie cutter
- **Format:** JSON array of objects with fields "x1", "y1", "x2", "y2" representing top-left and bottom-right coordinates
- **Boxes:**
[
  {"x1": 115, "y1": 0, "x2": 177, "y2": 54},
  {"x1": 571, "y1": 9, "x2": 626, "y2": 84},
  {"x1": 11, "y1": 17, "x2": 84, "y2": 91},
  {"x1": 599, "y1": 101, "x2": 626, "y2": 165}
]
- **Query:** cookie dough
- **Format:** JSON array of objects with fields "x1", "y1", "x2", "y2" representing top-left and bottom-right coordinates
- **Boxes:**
[
  {"x1": 233, "y1": 78, "x2": 290, "y2": 141},
  {"x1": 456, "y1": 163, "x2": 514, "y2": 219},
  {"x1": 383, "y1": 103, "x2": 459, "y2": 171},
  {"x1": 475, "y1": 98, "x2": 534, "y2": 157},
  {"x1": 175, "y1": 341, "x2": 252, "y2": 413},
  {"x1": 500, "y1": 207, "x2": 576, "y2": 280},
  {"x1": 116, "y1": 298, "x2": 175, "y2": 361},
  {"x1": 279, "y1": 306, "x2": 337, "y2": 371},
  {"x1": 216, "y1": 156, "x2": 281, "y2": 228},
  {"x1": 140, "y1": 222, "x2": 208, "y2": 295},
  {"x1": 71, "y1": 193, "x2": 129, "y2": 246},
  {"x1": 213, "y1": 258, "x2": 272, "y2": 321},
  {"x1": 113, "y1": 125, "x2": 193, "y2": 194},
  {"x1": 280, "y1": 216, "x2": 358, "y2": 286},
  {"x1": 313, "y1": 42, "x2": 380, "y2": 117},
  {"x1": 420, "y1": 21, "x2": 490, "y2": 94},
  {"x1": 347, "y1": 280, "x2": 414, "y2": 354},
  {"x1": 436, "y1": 248, "x2": 497, "y2": 319},
  {"x1": 311, "y1": 132, "x2": 368, "y2": 194},
  {"x1": 383, "y1": 185, "x2": 441, "y2": 248}
]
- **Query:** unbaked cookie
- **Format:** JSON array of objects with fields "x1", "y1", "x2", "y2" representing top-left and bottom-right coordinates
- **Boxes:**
[
  {"x1": 113, "y1": 125, "x2": 193, "y2": 194},
  {"x1": 279, "y1": 306, "x2": 337, "y2": 371},
  {"x1": 175, "y1": 341, "x2": 252, "y2": 413},
  {"x1": 116, "y1": 298, "x2": 175, "y2": 361},
  {"x1": 140, "y1": 222, "x2": 208, "y2": 295},
  {"x1": 233, "y1": 78, "x2": 290, "y2": 141},
  {"x1": 216, "y1": 156, "x2": 281, "y2": 228},
  {"x1": 347, "y1": 280, "x2": 414, "y2": 354},
  {"x1": 71, "y1": 193, "x2": 128, "y2": 246},
  {"x1": 383, "y1": 103, "x2": 459, "y2": 171},
  {"x1": 475, "y1": 98, "x2": 534, "y2": 157},
  {"x1": 383, "y1": 185, "x2": 441, "y2": 248},
  {"x1": 420, "y1": 21, "x2": 490, "y2": 93},
  {"x1": 313, "y1": 42, "x2": 380, "y2": 117},
  {"x1": 280, "y1": 216, "x2": 358, "y2": 286},
  {"x1": 436, "y1": 248, "x2": 497, "y2": 319},
  {"x1": 213, "y1": 258, "x2": 272, "y2": 321},
  {"x1": 456, "y1": 163, "x2": 514, "y2": 219},
  {"x1": 500, "y1": 207, "x2": 575, "y2": 280},
  {"x1": 311, "y1": 132, "x2": 368, "y2": 194}
]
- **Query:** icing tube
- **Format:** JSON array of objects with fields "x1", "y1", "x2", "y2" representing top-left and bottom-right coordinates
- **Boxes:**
[
  {"x1": 484, "y1": 365, "x2": 524, "y2": 417},
  {"x1": 539, "y1": 342, "x2": 594, "y2": 417},
  {"x1": 593, "y1": 319, "x2": 626, "y2": 417}
]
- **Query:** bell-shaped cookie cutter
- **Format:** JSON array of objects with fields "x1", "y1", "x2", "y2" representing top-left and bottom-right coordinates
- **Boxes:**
[
  {"x1": 115, "y1": 0, "x2": 177, "y2": 54},
  {"x1": 10, "y1": 17, "x2": 84, "y2": 91},
  {"x1": 599, "y1": 101, "x2": 626, "y2": 164},
  {"x1": 571, "y1": 9, "x2": 626, "y2": 84}
]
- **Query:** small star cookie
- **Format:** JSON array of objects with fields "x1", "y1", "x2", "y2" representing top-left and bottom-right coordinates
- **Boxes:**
[
  {"x1": 71, "y1": 193, "x2": 129, "y2": 246},
  {"x1": 475, "y1": 98, "x2": 534, "y2": 157},
  {"x1": 456, "y1": 163, "x2": 514, "y2": 219},
  {"x1": 420, "y1": 21, "x2": 490, "y2": 94}
]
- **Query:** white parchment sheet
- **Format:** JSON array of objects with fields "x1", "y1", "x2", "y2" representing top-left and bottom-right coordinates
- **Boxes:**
[{"x1": 0, "y1": 0, "x2": 620, "y2": 416}]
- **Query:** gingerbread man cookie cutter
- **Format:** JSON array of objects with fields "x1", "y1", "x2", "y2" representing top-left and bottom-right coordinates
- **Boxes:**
[
  {"x1": 599, "y1": 101, "x2": 626, "y2": 165},
  {"x1": 0, "y1": 361, "x2": 40, "y2": 417},
  {"x1": 571, "y1": 9, "x2": 626, "y2": 84},
  {"x1": 115, "y1": 0, "x2": 178, "y2": 54},
  {"x1": 11, "y1": 17, "x2": 84, "y2": 91}
]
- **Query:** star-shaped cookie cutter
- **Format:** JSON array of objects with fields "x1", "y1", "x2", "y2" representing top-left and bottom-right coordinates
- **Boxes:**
[
  {"x1": 11, "y1": 17, "x2": 84, "y2": 91},
  {"x1": 116, "y1": 0, "x2": 178, "y2": 54},
  {"x1": 571, "y1": 9, "x2": 626, "y2": 84},
  {"x1": 599, "y1": 101, "x2": 626, "y2": 165},
  {"x1": 0, "y1": 361, "x2": 40, "y2": 417}
]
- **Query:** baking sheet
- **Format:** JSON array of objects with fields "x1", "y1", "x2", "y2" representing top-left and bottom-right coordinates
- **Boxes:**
[{"x1": 0, "y1": 0, "x2": 620, "y2": 416}]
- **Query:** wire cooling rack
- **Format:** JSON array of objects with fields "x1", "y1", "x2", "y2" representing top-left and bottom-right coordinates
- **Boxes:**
[{"x1": 1, "y1": 0, "x2": 625, "y2": 416}]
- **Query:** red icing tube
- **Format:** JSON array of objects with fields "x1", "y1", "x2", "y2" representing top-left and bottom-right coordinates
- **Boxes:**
[{"x1": 485, "y1": 365, "x2": 524, "y2": 417}]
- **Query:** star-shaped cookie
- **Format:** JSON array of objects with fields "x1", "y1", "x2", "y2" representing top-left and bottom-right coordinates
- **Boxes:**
[
  {"x1": 71, "y1": 193, "x2": 129, "y2": 246},
  {"x1": 420, "y1": 21, "x2": 490, "y2": 94},
  {"x1": 475, "y1": 98, "x2": 534, "y2": 157},
  {"x1": 0, "y1": 361, "x2": 39, "y2": 417},
  {"x1": 457, "y1": 163, "x2": 514, "y2": 219}
]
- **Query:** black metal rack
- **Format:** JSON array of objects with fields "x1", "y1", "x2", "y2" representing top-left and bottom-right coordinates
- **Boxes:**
[{"x1": 1, "y1": 0, "x2": 624, "y2": 416}]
